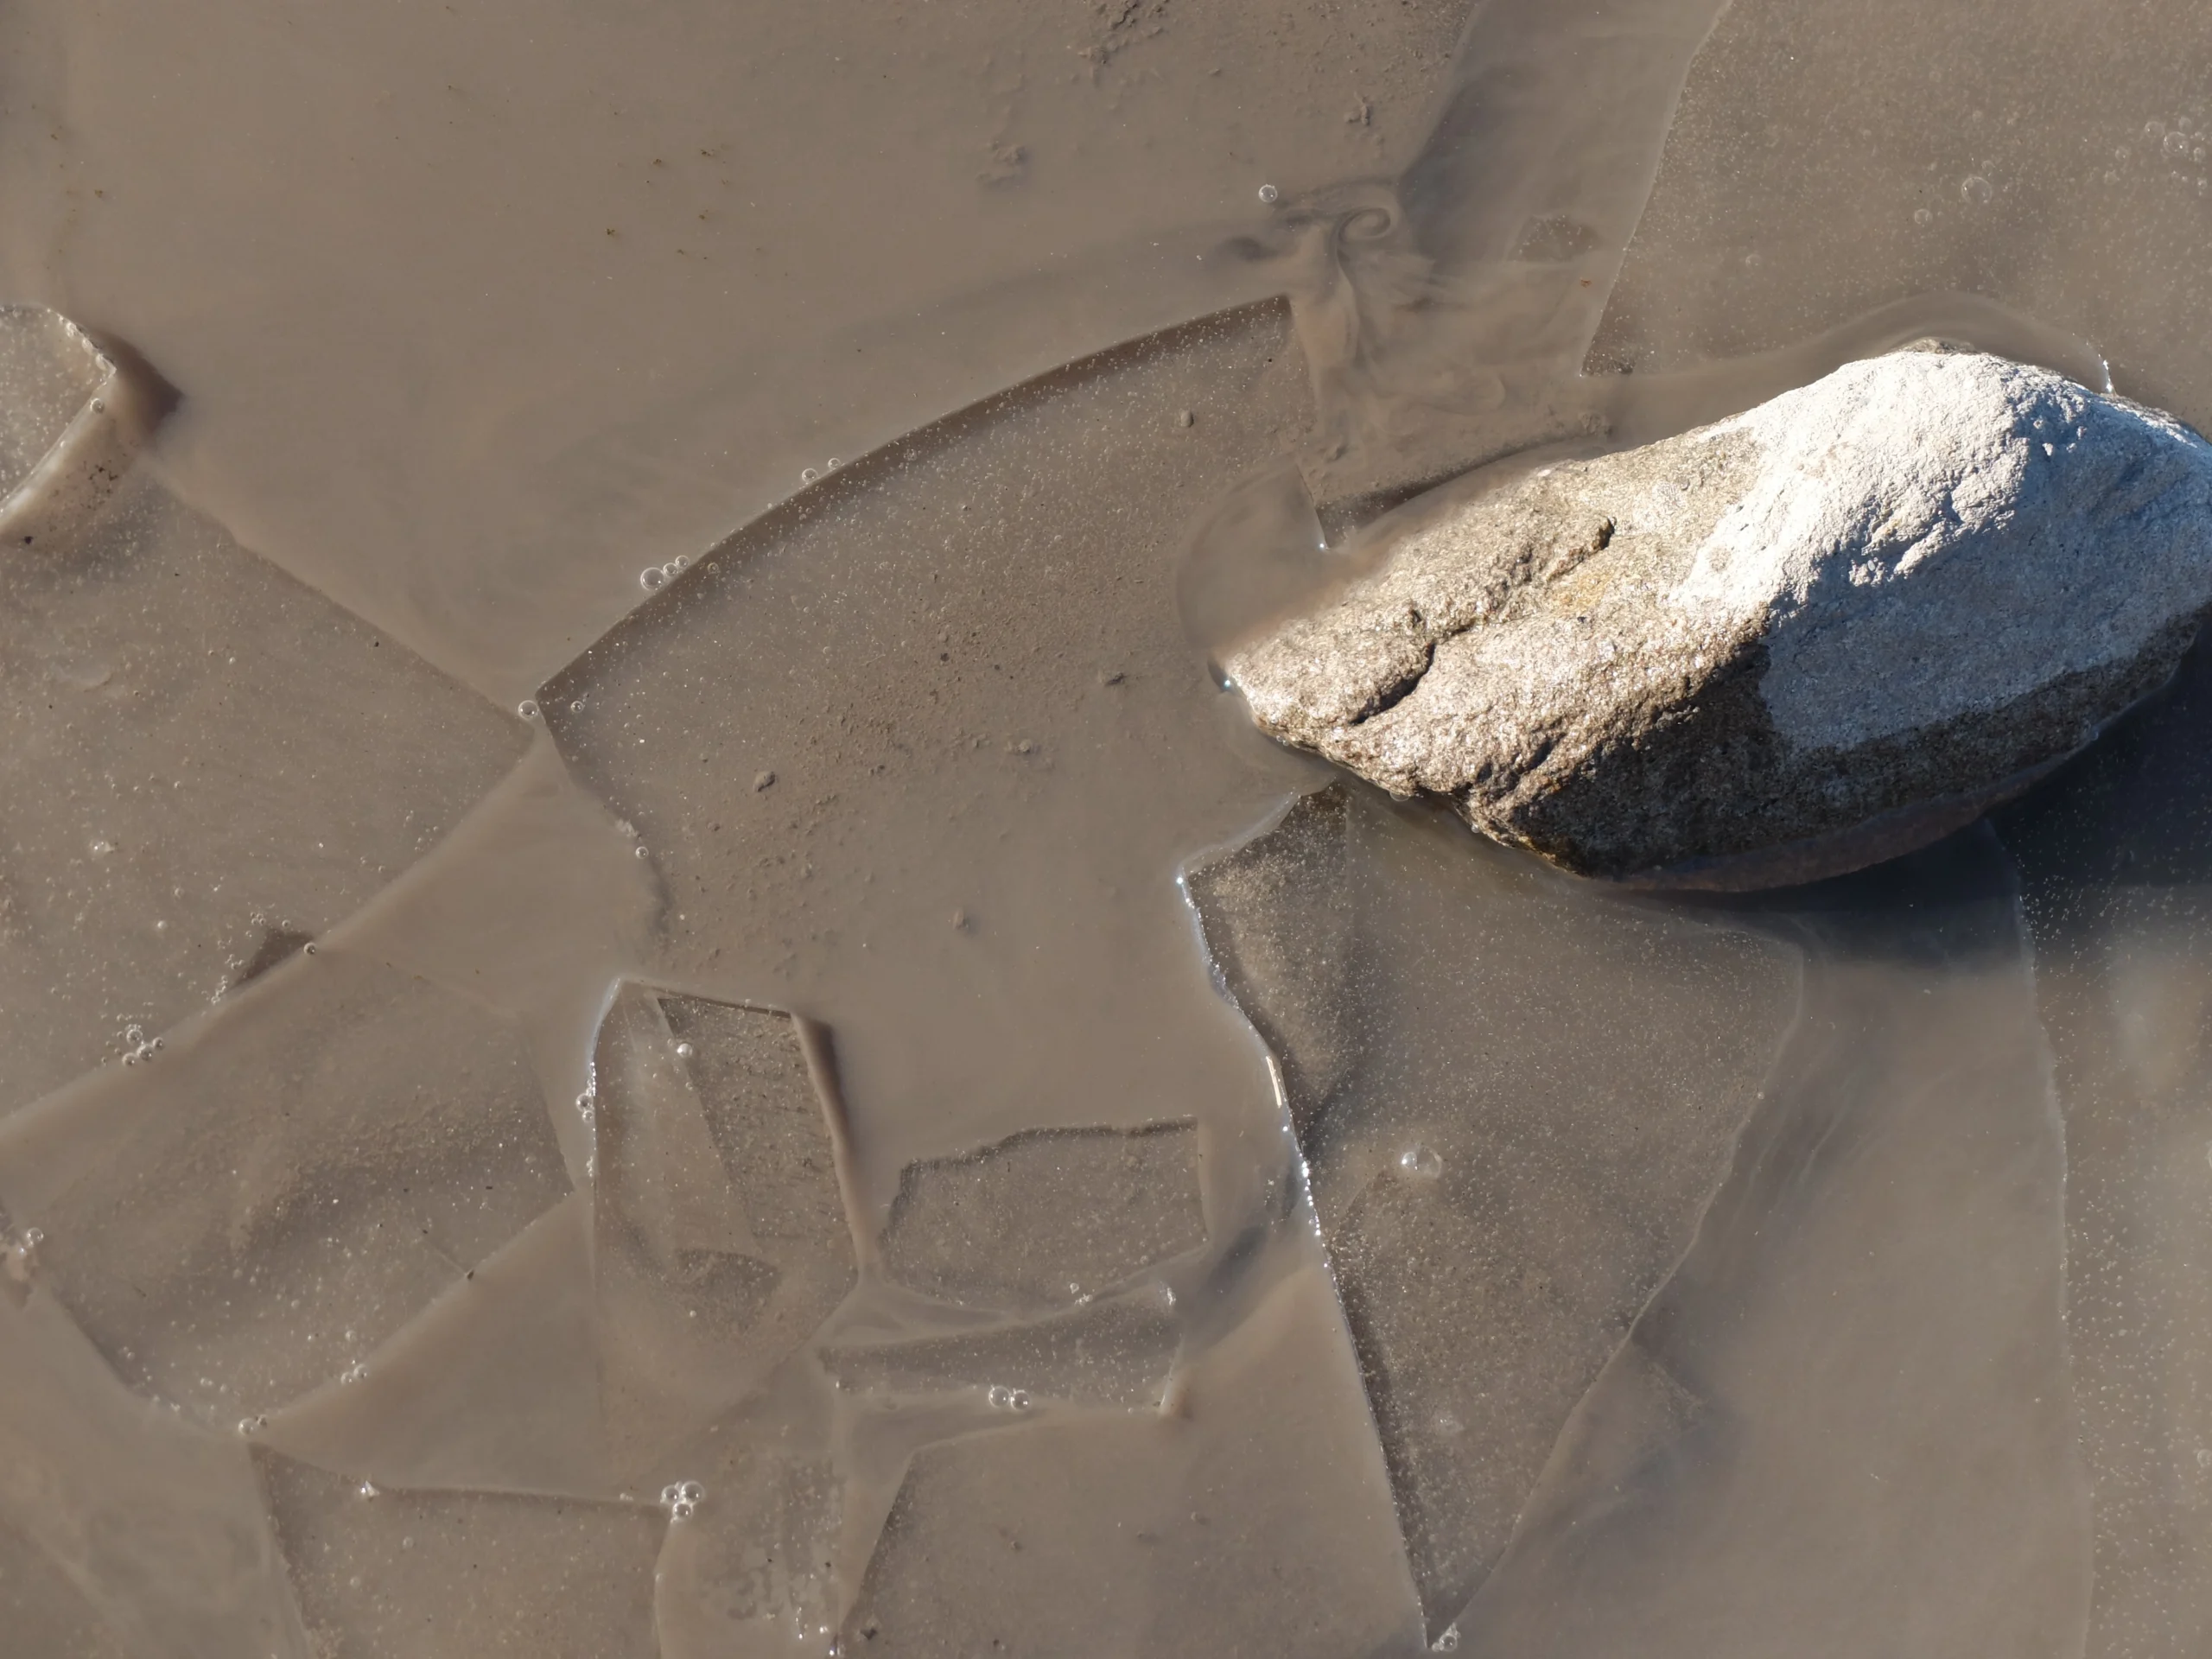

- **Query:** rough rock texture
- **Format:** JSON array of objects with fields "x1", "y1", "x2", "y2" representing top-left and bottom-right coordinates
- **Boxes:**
[{"x1": 1228, "y1": 349, "x2": 2212, "y2": 884}]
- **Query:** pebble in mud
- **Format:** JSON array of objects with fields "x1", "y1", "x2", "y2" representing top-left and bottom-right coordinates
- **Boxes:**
[{"x1": 1229, "y1": 347, "x2": 2212, "y2": 889}]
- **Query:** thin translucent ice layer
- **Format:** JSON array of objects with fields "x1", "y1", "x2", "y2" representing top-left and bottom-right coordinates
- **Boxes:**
[
  {"x1": 257, "y1": 1197, "x2": 607, "y2": 1497},
  {"x1": 880, "y1": 1124, "x2": 1206, "y2": 1315},
  {"x1": 1457, "y1": 830, "x2": 2090, "y2": 1657},
  {"x1": 0, "y1": 1288, "x2": 307, "y2": 1658},
  {"x1": 1591, "y1": 0, "x2": 2212, "y2": 430},
  {"x1": 0, "y1": 456, "x2": 524, "y2": 1111},
  {"x1": 653, "y1": 1452, "x2": 843, "y2": 1659},
  {"x1": 2001, "y1": 640, "x2": 2212, "y2": 1657},
  {"x1": 590, "y1": 984, "x2": 861, "y2": 1475},
  {"x1": 257, "y1": 1450, "x2": 662, "y2": 1659},
  {"x1": 537, "y1": 302, "x2": 1323, "y2": 1186},
  {"x1": 822, "y1": 1286, "x2": 1182, "y2": 1413},
  {"x1": 840, "y1": 1267, "x2": 1421, "y2": 1658},
  {"x1": 0, "y1": 948, "x2": 568, "y2": 1425},
  {"x1": 0, "y1": 1520, "x2": 128, "y2": 1659},
  {"x1": 1185, "y1": 785, "x2": 1799, "y2": 1635}
]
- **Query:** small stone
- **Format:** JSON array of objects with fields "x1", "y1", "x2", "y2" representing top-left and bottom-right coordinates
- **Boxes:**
[
  {"x1": 1175, "y1": 410, "x2": 1195, "y2": 429},
  {"x1": 752, "y1": 770, "x2": 775, "y2": 791},
  {"x1": 1100, "y1": 670, "x2": 1127, "y2": 686},
  {"x1": 1227, "y1": 350, "x2": 2212, "y2": 887}
]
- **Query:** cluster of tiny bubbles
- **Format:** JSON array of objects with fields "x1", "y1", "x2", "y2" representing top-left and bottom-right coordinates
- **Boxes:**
[
  {"x1": 3, "y1": 1225, "x2": 43, "y2": 1291},
  {"x1": 639, "y1": 556, "x2": 688, "y2": 593},
  {"x1": 660, "y1": 1479, "x2": 706, "y2": 1521},
  {"x1": 236, "y1": 1414, "x2": 268, "y2": 1437},
  {"x1": 517, "y1": 698, "x2": 541, "y2": 721},
  {"x1": 1257, "y1": 182, "x2": 1280, "y2": 203},
  {"x1": 1431, "y1": 1624, "x2": 1463, "y2": 1653},
  {"x1": 339, "y1": 1361, "x2": 367, "y2": 1385},
  {"x1": 1397, "y1": 1144, "x2": 1444, "y2": 1180},
  {"x1": 575, "y1": 1090, "x2": 595, "y2": 1122},
  {"x1": 119, "y1": 1023, "x2": 162, "y2": 1066},
  {"x1": 986, "y1": 1384, "x2": 1033, "y2": 1412}
]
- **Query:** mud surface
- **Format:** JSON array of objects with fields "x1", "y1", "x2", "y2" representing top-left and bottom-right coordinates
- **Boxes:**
[{"x1": 0, "y1": 2, "x2": 2210, "y2": 1655}]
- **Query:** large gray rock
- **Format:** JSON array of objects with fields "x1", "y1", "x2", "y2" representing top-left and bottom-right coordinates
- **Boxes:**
[{"x1": 1228, "y1": 348, "x2": 2212, "y2": 886}]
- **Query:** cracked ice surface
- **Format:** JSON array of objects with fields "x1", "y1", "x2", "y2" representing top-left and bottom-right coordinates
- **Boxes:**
[
  {"x1": 0, "y1": 947, "x2": 568, "y2": 1426},
  {"x1": 1186, "y1": 785, "x2": 1801, "y2": 1634}
]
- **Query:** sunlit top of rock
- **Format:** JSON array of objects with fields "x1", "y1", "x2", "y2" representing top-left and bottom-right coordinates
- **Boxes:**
[{"x1": 1228, "y1": 347, "x2": 2212, "y2": 887}]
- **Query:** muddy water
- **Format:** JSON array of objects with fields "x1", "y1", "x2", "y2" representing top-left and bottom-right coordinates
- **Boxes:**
[{"x1": 0, "y1": 1, "x2": 2210, "y2": 1655}]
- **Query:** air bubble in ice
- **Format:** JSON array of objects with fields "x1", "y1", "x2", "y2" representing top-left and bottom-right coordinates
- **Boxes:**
[
  {"x1": 1431, "y1": 1625, "x2": 1462, "y2": 1653},
  {"x1": 801, "y1": 467, "x2": 819, "y2": 484},
  {"x1": 1397, "y1": 1144, "x2": 1444, "y2": 1180},
  {"x1": 639, "y1": 567, "x2": 665, "y2": 593},
  {"x1": 674, "y1": 1041, "x2": 694, "y2": 1058},
  {"x1": 359, "y1": 1481, "x2": 379, "y2": 1499},
  {"x1": 1912, "y1": 207, "x2": 1932, "y2": 225},
  {"x1": 517, "y1": 699, "x2": 541, "y2": 721},
  {"x1": 1961, "y1": 175, "x2": 1993, "y2": 204},
  {"x1": 1257, "y1": 183, "x2": 1280, "y2": 203},
  {"x1": 339, "y1": 1361, "x2": 366, "y2": 1384},
  {"x1": 986, "y1": 1384, "x2": 1033, "y2": 1411},
  {"x1": 659, "y1": 1479, "x2": 706, "y2": 1520},
  {"x1": 2166, "y1": 130, "x2": 2191, "y2": 156},
  {"x1": 4, "y1": 1226, "x2": 43, "y2": 1291}
]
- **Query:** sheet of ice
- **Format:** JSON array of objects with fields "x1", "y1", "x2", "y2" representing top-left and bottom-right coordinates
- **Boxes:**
[
  {"x1": 839, "y1": 1265, "x2": 1421, "y2": 1657},
  {"x1": 0, "y1": 457, "x2": 524, "y2": 1113},
  {"x1": 0, "y1": 1520, "x2": 129, "y2": 1659},
  {"x1": 2000, "y1": 641, "x2": 2212, "y2": 1657},
  {"x1": 590, "y1": 984, "x2": 861, "y2": 1476},
  {"x1": 1454, "y1": 830, "x2": 2091, "y2": 1657},
  {"x1": 1186, "y1": 785, "x2": 1800, "y2": 1634},
  {"x1": 256, "y1": 1450, "x2": 662, "y2": 1659},
  {"x1": 1589, "y1": 0, "x2": 2212, "y2": 430},
  {"x1": 257, "y1": 1198, "x2": 608, "y2": 1497},
  {"x1": 0, "y1": 948, "x2": 569, "y2": 1426},
  {"x1": 0, "y1": 1287, "x2": 307, "y2": 1658},
  {"x1": 653, "y1": 1452, "x2": 844, "y2": 1659},
  {"x1": 880, "y1": 1124, "x2": 1207, "y2": 1314},
  {"x1": 822, "y1": 1286, "x2": 1183, "y2": 1413},
  {"x1": 537, "y1": 302, "x2": 1325, "y2": 1214},
  {"x1": 0, "y1": 1, "x2": 1468, "y2": 701}
]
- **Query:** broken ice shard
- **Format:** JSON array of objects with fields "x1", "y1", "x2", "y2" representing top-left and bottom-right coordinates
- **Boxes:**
[
  {"x1": 590, "y1": 983, "x2": 861, "y2": 1472},
  {"x1": 880, "y1": 1122, "x2": 1207, "y2": 1315},
  {"x1": 1185, "y1": 785, "x2": 1800, "y2": 1634},
  {"x1": 0, "y1": 947, "x2": 569, "y2": 1423}
]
